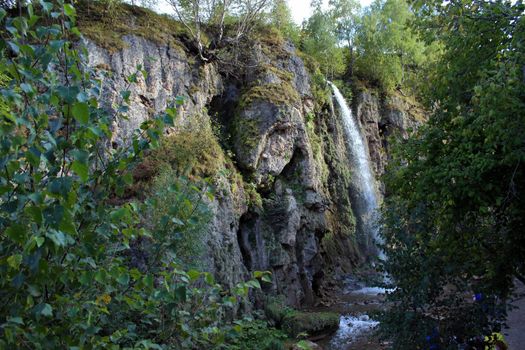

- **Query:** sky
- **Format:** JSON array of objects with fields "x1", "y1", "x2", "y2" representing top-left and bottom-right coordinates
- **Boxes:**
[
  {"x1": 155, "y1": 0, "x2": 373, "y2": 25},
  {"x1": 288, "y1": 0, "x2": 372, "y2": 25}
]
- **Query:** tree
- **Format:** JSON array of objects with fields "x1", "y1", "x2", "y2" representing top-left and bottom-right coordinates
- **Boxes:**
[
  {"x1": 268, "y1": 0, "x2": 299, "y2": 44},
  {"x1": 328, "y1": 0, "x2": 361, "y2": 76},
  {"x1": 0, "y1": 2, "x2": 270, "y2": 348},
  {"x1": 379, "y1": 0, "x2": 525, "y2": 348},
  {"x1": 168, "y1": 0, "x2": 271, "y2": 59},
  {"x1": 354, "y1": 0, "x2": 425, "y2": 90},
  {"x1": 301, "y1": 2, "x2": 346, "y2": 78}
]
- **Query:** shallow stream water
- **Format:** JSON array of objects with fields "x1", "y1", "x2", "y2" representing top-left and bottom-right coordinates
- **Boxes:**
[{"x1": 315, "y1": 278, "x2": 391, "y2": 350}]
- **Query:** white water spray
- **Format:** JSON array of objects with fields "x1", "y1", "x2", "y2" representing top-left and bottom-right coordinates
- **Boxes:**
[
  {"x1": 329, "y1": 82, "x2": 383, "y2": 258},
  {"x1": 330, "y1": 314, "x2": 380, "y2": 349}
]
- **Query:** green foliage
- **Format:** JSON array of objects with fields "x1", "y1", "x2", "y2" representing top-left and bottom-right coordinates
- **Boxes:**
[
  {"x1": 332, "y1": 79, "x2": 352, "y2": 102},
  {"x1": 281, "y1": 311, "x2": 339, "y2": 338},
  {"x1": 329, "y1": 0, "x2": 360, "y2": 44},
  {"x1": 0, "y1": 71, "x2": 8, "y2": 115},
  {"x1": 268, "y1": 0, "x2": 300, "y2": 45},
  {"x1": 301, "y1": 6, "x2": 347, "y2": 78},
  {"x1": 379, "y1": 0, "x2": 525, "y2": 348},
  {"x1": 0, "y1": 3, "x2": 271, "y2": 348},
  {"x1": 264, "y1": 296, "x2": 295, "y2": 327},
  {"x1": 76, "y1": 0, "x2": 188, "y2": 53},
  {"x1": 226, "y1": 319, "x2": 287, "y2": 350},
  {"x1": 144, "y1": 168, "x2": 212, "y2": 269},
  {"x1": 354, "y1": 0, "x2": 427, "y2": 91},
  {"x1": 328, "y1": 0, "x2": 360, "y2": 75},
  {"x1": 297, "y1": 51, "x2": 331, "y2": 111},
  {"x1": 244, "y1": 182, "x2": 263, "y2": 209}
]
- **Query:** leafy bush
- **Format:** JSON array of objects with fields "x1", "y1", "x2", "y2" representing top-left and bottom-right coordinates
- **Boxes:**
[
  {"x1": 379, "y1": 1, "x2": 525, "y2": 348},
  {"x1": 226, "y1": 319, "x2": 287, "y2": 350},
  {"x1": 354, "y1": 0, "x2": 427, "y2": 91},
  {"x1": 143, "y1": 167, "x2": 212, "y2": 269},
  {"x1": 0, "y1": 2, "x2": 270, "y2": 348}
]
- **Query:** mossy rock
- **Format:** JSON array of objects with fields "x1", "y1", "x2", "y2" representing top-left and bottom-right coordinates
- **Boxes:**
[
  {"x1": 138, "y1": 115, "x2": 225, "y2": 181},
  {"x1": 233, "y1": 114, "x2": 261, "y2": 151},
  {"x1": 258, "y1": 64, "x2": 294, "y2": 83},
  {"x1": 76, "y1": 0, "x2": 188, "y2": 53},
  {"x1": 254, "y1": 26, "x2": 291, "y2": 60},
  {"x1": 241, "y1": 82, "x2": 300, "y2": 108},
  {"x1": 265, "y1": 298, "x2": 293, "y2": 327},
  {"x1": 282, "y1": 311, "x2": 339, "y2": 338}
]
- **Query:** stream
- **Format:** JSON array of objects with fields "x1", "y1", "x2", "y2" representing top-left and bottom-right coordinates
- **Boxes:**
[
  {"x1": 322, "y1": 84, "x2": 387, "y2": 349},
  {"x1": 316, "y1": 277, "x2": 390, "y2": 350}
]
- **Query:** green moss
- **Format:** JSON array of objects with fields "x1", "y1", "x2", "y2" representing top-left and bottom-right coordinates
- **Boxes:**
[
  {"x1": 233, "y1": 114, "x2": 261, "y2": 151},
  {"x1": 241, "y1": 82, "x2": 300, "y2": 107},
  {"x1": 281, "y1": 311, "x2": 339, "y2": 337},
  {"x1": 297, "y1": 51, "x2": 331, "y2": 112},
  {"x1": 257, "y1": 26, "x2": 286, "y2": 47},
  {"x1": 305, "y1": 116, "x2": 329, "y2": 186},
  {"x1": 77, "y1": 0, "x2": 188, "y2": 53},
  {"x1": 264, "y1": 296, "x2": 295, "y2": 327},
  {"x1": 142, "y1": 115, "x2": 225, "y2": 181},
  {"x1": 244, "y1": 182, "x2": 263, "y2": 209},
  {"x1": 259, "y1": 64, "x2": 294, "y2": 82}
]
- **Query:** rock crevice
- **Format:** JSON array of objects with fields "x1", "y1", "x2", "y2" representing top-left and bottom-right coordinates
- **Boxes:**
[{"x1": 87, "y1": 33, "x2": 420, "y2": 306}]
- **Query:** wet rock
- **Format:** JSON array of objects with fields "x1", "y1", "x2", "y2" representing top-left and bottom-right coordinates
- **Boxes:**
[
  {"x1": 84, "y1": 24, "x2": 421, "y2": 309},
  {"x1": 354, "y1": 89, "x2": 425, "y2": 181},
  {"x1": 282, "y1": 311, "x2": 339, "y2": 338},
  {"x1": 292, "y1": 340, "x2": 323, "y2": 350}
]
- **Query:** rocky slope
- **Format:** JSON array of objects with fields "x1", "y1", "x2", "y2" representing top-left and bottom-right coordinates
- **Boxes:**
[{"x1": 83, "y1": 19, "x2": 422, "y2": 307}]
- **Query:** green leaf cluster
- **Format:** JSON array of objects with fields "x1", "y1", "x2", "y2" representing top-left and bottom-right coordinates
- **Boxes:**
[
  {"x1": 354, "y1": 0, "x2": 429, "y2": 91},
  {"x1": 0, "y1": 2, "x2": 272, "y2": 348},
  {"x1": 379, "y1": 0, "x2": 525, "y2": 348}
]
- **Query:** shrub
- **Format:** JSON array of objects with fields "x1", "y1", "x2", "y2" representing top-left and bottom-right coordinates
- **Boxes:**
[
  {"x1": 148, "y1": 116, "x2": 226, "y2": 180},
  {"x1": 143, "y1": 167, "x2": 212, "y2": 269},
  {"x1": 225, "y1": 319, "x2": 287, "y2": 350},
  {"x1": 0, "y1": 3, "x2": 270, "y2": 348}
]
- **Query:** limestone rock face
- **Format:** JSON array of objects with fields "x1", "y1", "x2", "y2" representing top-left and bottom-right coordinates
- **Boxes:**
[
  {"x1": 227, "y1": 40, "x2": 335, "y2": 305},
  {"x1": 355, "y1": 89, "x2": 424, "y2": 181},
  {"x1": 85, "y1": 35, "x2": 222, "y2": 146},
  {"x1": 86, "y1": 32, "x2": 421, "y2": 306}
]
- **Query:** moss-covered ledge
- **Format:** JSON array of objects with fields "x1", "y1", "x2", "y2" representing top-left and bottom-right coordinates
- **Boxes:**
[
  {"x1": 76, "y1": 0, "x2": 189, "y2": 53},
  {"x1": 282, "y1": 311, "x2": 339, "y2": 338}
]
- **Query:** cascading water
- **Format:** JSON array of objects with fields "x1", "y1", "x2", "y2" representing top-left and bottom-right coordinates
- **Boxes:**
[
  {"x1": 324, "y1": 83, "x2": 387, "y2": 349},
  {"x1": 329, "y1": 82, "x2": 382, "y2": 257}
]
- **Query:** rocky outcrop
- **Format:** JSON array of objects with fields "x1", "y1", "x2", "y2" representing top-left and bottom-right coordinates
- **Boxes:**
[
  {"x1": 85, "y1": 35, "x2": 222, "y2": 146},
  {"x1": 84, "y1": 27, "x2": 421, "y2": 307},
  {"x1": 355, "y1": 88, "x2": 424, "y2": 181},
  {"x1": 219, "y1": 38, "x2": 349, "y2": 305}
]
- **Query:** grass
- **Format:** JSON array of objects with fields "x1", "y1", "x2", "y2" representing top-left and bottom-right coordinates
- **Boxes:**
[
  {"x1": 241, "y1": 82, "x2": 300, "y2": 107},
  {"x1": 76, "y1": 0, "x2": 189, "y2": 53}
]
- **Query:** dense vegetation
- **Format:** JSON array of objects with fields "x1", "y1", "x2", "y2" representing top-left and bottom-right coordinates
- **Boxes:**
[
  {"x1": 0, "y1": 2, "x2": 276, "y2": 349},
  {"x1": 380, "y1": 0, "x2": 525, "y2": 349}
]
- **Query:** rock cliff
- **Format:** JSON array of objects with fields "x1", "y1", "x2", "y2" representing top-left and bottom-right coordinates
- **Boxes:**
[{"x1": 83, "y1": 24, "x2": 421, "y2": 307}]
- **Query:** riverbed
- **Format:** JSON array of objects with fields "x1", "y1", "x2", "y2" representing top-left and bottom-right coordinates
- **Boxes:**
[{"x1": 312, "y1": 277, "x2": 391, "y2": 349}]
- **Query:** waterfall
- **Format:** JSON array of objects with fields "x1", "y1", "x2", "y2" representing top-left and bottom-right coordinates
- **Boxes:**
[{"x1": 329, "y1": 82, "x2": 383, "y2": 258}]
